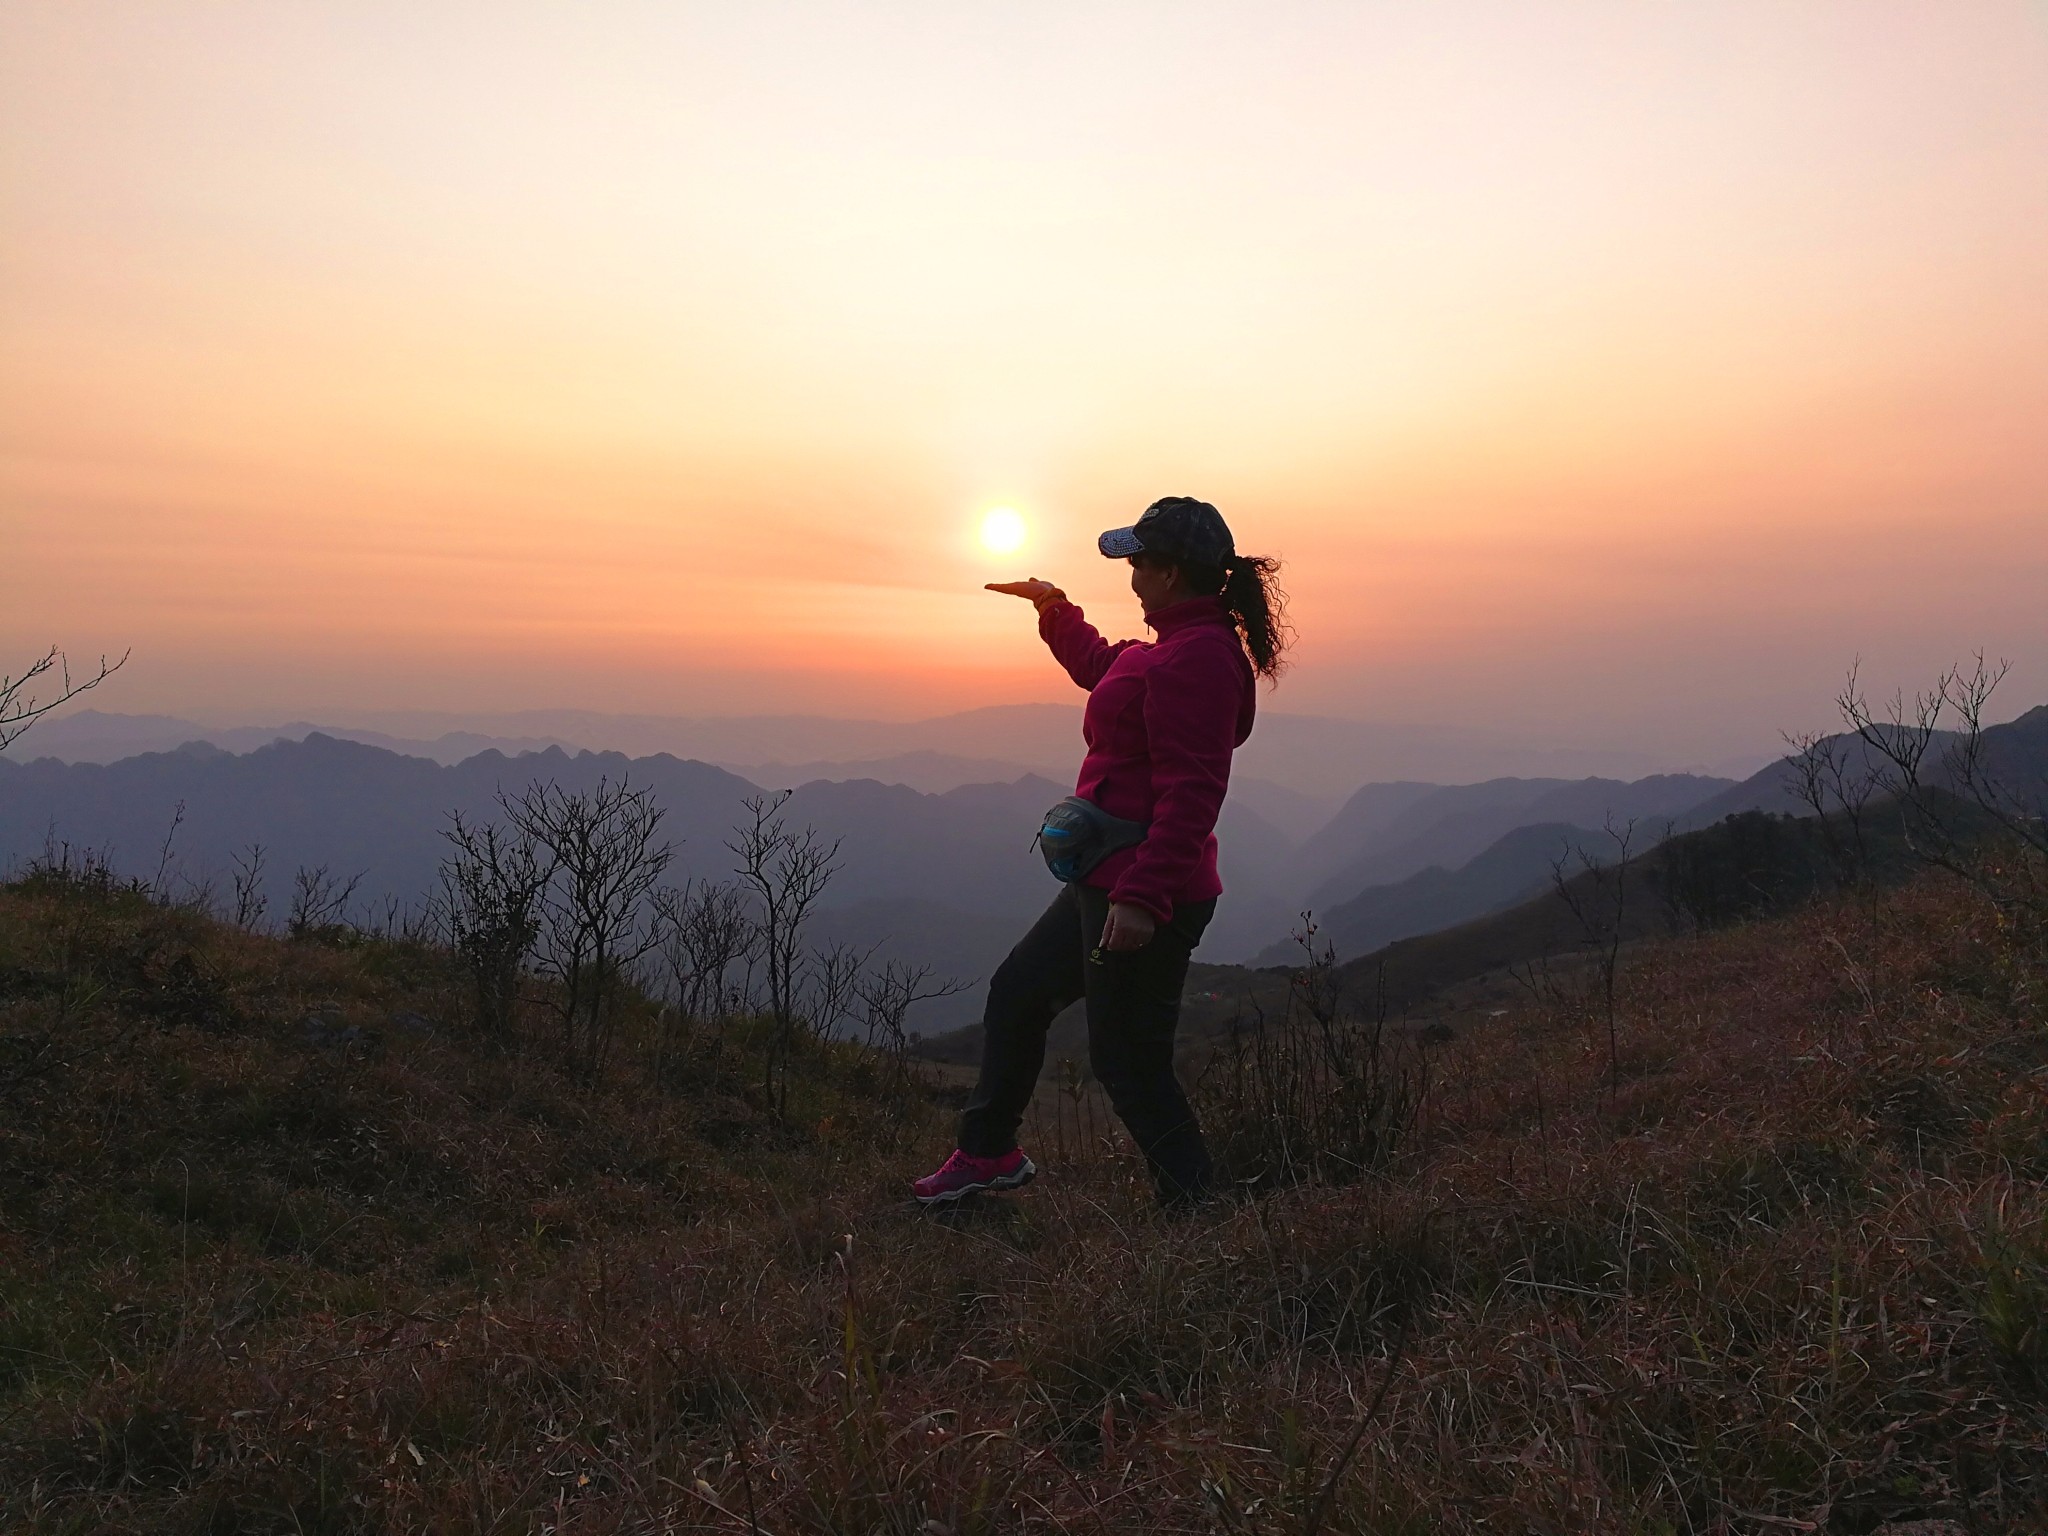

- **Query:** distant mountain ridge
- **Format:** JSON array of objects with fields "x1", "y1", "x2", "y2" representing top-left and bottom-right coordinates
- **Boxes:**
[
  {"x1": 11, "y1": 710, "x2": 570, "y2": 767},
  {"x1": 1675, "y1": 702, "x2": 2048, "y2": 830},
  {"x1": 0, "y1": 735, "x2": 1288, "y2": 1031},
  {"x1": 1252, "y1": 821, "x2": 1615, "y2": 967},
  {"x1": 22, "y1": 706, "x2": 1769, "y2": 801},
  {"x1": 8, "y1": 711, "x2": 1923, "y2": 1024},
  {"x1": 1300, "y1": 773, "x2": 1735, "y2": 908}
]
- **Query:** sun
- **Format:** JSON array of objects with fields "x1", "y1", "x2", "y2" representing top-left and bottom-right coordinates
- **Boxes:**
[{"x1": 979, "y1": 506, "x2": 1027, "y2": 555}]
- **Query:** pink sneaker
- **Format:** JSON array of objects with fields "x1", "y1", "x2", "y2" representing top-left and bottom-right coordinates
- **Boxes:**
[{"x1": 913, "y1": 1147, "x2": 1036, "y2": 1204}]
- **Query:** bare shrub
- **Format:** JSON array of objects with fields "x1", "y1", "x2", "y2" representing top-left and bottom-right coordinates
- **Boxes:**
[
  {"x1": 653, "y1": 878, "x2": 755, "y2": 1024},
  {"x1": 1839, "y1": 655, "x2": 2048, "y2": 943},
  {"x1": 644, "y1": 880, "x2": 736, "y2": 1071},
  {"x1": 1195, "y1": 916, "x2": 1429, "y2": 1190},
  {"x1": 1549, "y1": 817, "x2": 1637, "y2": 1102},
  {"x1": 646, "y1": 877, "x2": 755, "y2": 1083},
  {"x1": 228, "y1": 844, "x2": 268, "y2": 931},
  {"x1": 506, "y1": 776, "x2": 673, "y2": 1078},
  {"x1": 854, "y1": 959, "x2": 963, "y2": 1121},
  {"x1": 1784, "y1": 719, "x2": 1886, "y2": 888},
  {"x1": 18, "y1": 838, "x2": 122, "y2": 901},
  {"x1": 287, "y1": 865, "x2": 362, "y2": 939},
  {"x1": 435, "y1": 812, "x2": 553, "y2": 1040},
  {"x1": 805, "y1": 940, "x2": 871, "y2": 1040},
  {"x1": 728, "y1": 791, "x2": 841, "y2": 1114}
]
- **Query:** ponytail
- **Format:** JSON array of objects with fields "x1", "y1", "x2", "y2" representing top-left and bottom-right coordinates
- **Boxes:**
[
  {"x1": 1152, "y1": 551, "x2": 1293, "y2": 681},
  {"x1": 1217, "y1": 553, "x2": 1292, "y2": 681}
]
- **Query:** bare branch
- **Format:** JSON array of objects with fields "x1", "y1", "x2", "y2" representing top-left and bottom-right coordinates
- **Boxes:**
[
  {"x1": 504, "y1": 775, "x2": 673, "y2": 1077},
  {"x1": 727, "y1": 792, "x2": 842, "y2": 1114},
  {"x1": 0, "y1": 647, "x2": 130, "y2": 754}
]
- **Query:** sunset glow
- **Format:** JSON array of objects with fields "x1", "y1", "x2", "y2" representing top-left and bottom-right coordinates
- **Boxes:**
[
  {"x1": 4, "y1": 4, "x2": 2046, "y2": 761},
  {"x1": 980, "y1": 509, "x2": 1028, "y2": 557}
]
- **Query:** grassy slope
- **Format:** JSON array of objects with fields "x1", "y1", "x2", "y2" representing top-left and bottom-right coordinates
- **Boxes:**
[
  {"x1": 920, "y1": 801, "x2": 1919, "y2": 1068},
  {"x1": 2, "y1": 867, "x2": 2045, "y2": 1533}
]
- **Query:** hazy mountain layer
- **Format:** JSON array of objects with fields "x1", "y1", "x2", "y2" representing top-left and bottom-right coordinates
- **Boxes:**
[
  {"x1": 1301, "y1": 773, "x2": 1734, "y2": 913},
  {"x1": 1675, "y1": 704, "x2": 2048, "y2": 830},
  {"x1": 23, "y1": 704, "x2": 1761, "y2": 800},
  {"x1": 1252, "y1": 821, "x2": 1612, "y2": 967},
  {"x1": 13, "y1": 710, "x2": 570, "y2": 767},
  {"x1": 0, "y1": 735, "x2": 1299, "y2": 1031}
]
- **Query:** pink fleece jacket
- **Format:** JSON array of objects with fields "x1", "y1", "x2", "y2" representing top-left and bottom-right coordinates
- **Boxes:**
[{"x1": 1037, "y1": 594, "x2": 1256, "y2": 923}]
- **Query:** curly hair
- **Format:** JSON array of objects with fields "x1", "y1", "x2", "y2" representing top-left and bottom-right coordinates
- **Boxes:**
[{"x1": 1134, "y1": 549, "x2": 1294, "y2": 681}]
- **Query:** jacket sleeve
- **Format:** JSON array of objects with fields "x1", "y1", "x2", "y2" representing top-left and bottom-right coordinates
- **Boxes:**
[
  {"x1": 1038, "y1": 600, "x2": 1135, "y2": 691},
  {"x1": 1109, "y1": 637, "x2": 1244, "y2": 923}
]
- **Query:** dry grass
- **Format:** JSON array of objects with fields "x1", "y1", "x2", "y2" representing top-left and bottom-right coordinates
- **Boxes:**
[{"x1": 1, "y1": 864, "x2": 2044, "y2": 1533}]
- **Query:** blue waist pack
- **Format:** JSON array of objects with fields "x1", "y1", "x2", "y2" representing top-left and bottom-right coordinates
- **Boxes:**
[{"x1": 1036, "y1": 796, "x2": 1148, "y2": 883}]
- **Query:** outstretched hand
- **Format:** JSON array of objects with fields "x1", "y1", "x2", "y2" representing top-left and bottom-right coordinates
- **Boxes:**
[{"x1": 985, "y1": 578, "x2": 1062, "y2": 606}]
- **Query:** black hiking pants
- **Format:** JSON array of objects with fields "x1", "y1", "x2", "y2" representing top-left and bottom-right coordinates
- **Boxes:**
[{"x1": 957, "y1": 883, "x2": 1216, "y2": 1205}]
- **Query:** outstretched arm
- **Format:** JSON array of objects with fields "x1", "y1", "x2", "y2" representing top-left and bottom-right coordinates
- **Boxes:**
[{"x1": 985, "y1": 577, "x2": 1132, "y2": 690}]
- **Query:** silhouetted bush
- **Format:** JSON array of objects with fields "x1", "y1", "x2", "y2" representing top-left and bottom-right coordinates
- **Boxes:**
[{"x1": 1195, "y1": 920, "x2": 1430, "y2": 1189}]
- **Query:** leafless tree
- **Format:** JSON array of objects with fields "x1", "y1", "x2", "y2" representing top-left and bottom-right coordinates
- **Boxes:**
[
  {"x1": 855, "y1": 959, "x2": 964, "y2": 1110},
  {"x1": 648, "y1": 876, "x2": 756, "y2": 1081},
  {"x1": 228, "y1": 847, "x2": 270, "y2": 933},
  {"x1": 507, "y1": 776, "x2": 673, "y2": 1078},
  {"x1": 288, "y1": 865, "x2": 363, "y2": 938},
  {"x1": 437, "y1": 812, "x2": 553, "y2": 1039},
  {"x1": 728, "y1": 791, "x2": 841, "y2": 1113},
  {"x1": 0, "y1": 646, "x2": 128, "y2": 754},
  {"x1": 229, "y1": 844, "x2": 269, "y2": 931},
  {"x1": 148, "y1": 801, "x2": 187, "y2": 902},
  {"x1": 1784, "y1": 689, "x2": 1886, "y2": 887},
  {"x1": 1840, "y1": 654, "x2": 2047, "y2": 934},
  {"x1": 372, "y1": 895, "x2": 398, "y2": 937},
  {"x1": 651, "y1": 879, "x2": 755, "y2": 1024},
  {"x1": 1549, "y1": 817, "x2": 1636, "y2": 1103},
  {"x1": 804, "y1": 940, "x2": 872, "y2": 1043}
]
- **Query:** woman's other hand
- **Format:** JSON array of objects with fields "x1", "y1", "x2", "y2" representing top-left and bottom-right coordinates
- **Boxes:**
[
  {"x1": 985, "y1": 578, "x2": 1065, "y2": 611},
  {"x1": 1099, "y1": 901, "x2": 1157, "y2": 952}
]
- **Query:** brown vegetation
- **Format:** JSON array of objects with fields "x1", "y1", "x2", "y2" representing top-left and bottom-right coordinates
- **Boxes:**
[{"x1": 2, "y1": 843, "x2": 2044, "y2": 1532}]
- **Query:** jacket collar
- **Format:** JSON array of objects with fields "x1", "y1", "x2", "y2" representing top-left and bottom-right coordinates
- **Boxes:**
[{"x1": 1143, "y1": 595, "x2": 1231, "y2": 638}]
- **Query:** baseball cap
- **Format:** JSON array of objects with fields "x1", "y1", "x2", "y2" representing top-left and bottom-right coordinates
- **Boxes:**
[{"x1": 1097, "y1": 497, "x2": 1236, "y2": 567}]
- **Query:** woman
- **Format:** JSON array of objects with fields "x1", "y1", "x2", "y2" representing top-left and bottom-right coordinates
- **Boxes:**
[{"x1": 914, "y1": 496, "x2": 1290, "y2": 1208}]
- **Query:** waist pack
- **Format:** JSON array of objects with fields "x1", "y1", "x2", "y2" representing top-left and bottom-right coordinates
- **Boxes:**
[{"x1": 1036, "y1": 795, "x2": 1148, "y2": 883}]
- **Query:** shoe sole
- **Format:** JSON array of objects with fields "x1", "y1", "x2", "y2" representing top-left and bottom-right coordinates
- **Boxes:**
[{"x1": 915, "y1": 1159, "x2": 1037, "y2": 1205}]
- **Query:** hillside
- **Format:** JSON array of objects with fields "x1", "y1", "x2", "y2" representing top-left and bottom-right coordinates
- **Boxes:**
[
  {"x1": 1678, "y1": 703, "x2": 2048, "y2": 831},
  {"x1": 1251, "y1": 819, "x2": 1611, "y2": 968},
  {"x1": 1265, "y1": 703, "x2": 2048, "y2": 975},
  {"x1": 928, "y1": 783, "x2": 2020, "y2": 1077},
  {"x1": 1316, "y1": 794, "x2": 1992, "y2": 1022},
  {"x1": 1300, "y1": 772, "x2": 1734, "y2": 915},
  {"x1": 3, "y1": 838, "x2": 2044, "y2": 1531}
]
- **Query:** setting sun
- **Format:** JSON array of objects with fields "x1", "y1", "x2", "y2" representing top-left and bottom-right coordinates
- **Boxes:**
[{"x1": 979, "y1": 507, "x2": 1027, "y2": 556}]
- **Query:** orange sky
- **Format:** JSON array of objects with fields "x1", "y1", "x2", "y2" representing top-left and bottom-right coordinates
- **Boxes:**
[{"x1": 5, "y1": 3, "x2": 2046, "y2": 764}]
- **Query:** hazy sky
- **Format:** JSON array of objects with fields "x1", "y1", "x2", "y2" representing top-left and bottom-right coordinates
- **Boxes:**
[{"x1": 5, "y1": 2, "x2": 2045, "y2": 764}]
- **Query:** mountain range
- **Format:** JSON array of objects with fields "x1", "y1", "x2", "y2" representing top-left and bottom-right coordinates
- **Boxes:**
[
  {"x1": 1254, "y1": 772, "x2": 1736, "y2": 965},
  {"x1": 0, "y1": 724, "x2": 1763, "y2": 1023},
  {"x1": 15, "y1": 705, "x2": 2029, "y2": 1033},
  {"x1": 22, "y1": 706, "x2": 1771, "y2": 801},
  {"x1": 0, "y1": 735, "x2": 1304, "y2": 1032}
]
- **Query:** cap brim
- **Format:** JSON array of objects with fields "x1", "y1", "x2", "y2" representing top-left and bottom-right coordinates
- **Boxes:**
[{"x1": 1097, "y1": 526, "x2": 1146, "y2": 558}]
